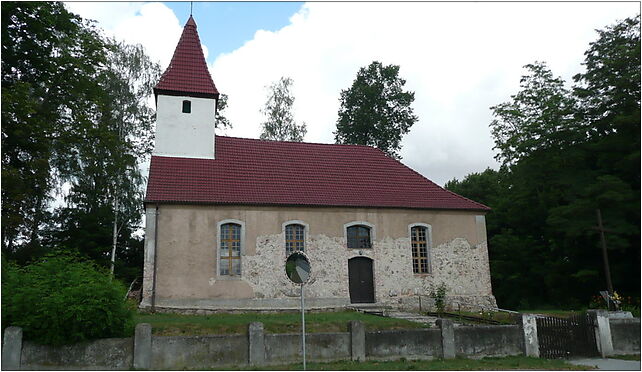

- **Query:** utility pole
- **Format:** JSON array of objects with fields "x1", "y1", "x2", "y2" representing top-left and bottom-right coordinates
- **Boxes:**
[
  {"x1": 301, "y1": 283, "x2": 306, "y2": 371},
  {"x1": 594, "y1": 209, "x2": 614, "y2": 296}
]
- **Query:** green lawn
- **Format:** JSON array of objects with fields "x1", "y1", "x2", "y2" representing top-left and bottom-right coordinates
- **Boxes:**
[
  {"x1": 443, "y1": 311, "x2": 518, "y2": 324},
  {"x1": 135, "y1": 310, "x2": 428, "y2": 336},
  {"x1": 518, "y1": 309, "x2": 585, "y2": 318},
  {"x1": 231, "y1": 356, "x2": 591, "y2": 370}
]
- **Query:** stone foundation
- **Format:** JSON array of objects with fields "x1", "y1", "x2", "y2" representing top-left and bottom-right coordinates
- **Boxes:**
[{"x1": 139, "y1": 295, "x2": 497, "y2": 314}]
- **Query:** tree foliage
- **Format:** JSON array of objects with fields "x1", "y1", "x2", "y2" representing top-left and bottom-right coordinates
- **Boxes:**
[
  {"x1": 2, "y1": 252, "x2": 133, "y2": 345},
  {"x1": 1, "y1": 2, "x2": 159, "y2": 281},
  {"x1": 334, "y1": 61, "x2": 417, "y2": 159},
  {"x1": 259, "y1": 77, "x2": 307, "y2": 141},
  {"x1": 447, "y1": 16, "x2": 640, "y2": 309},
  {"x1": 490, "y1": 62, "x2": 581, "y2": 166},
  {"x1": 215, "y1": 93, "x2": 232, "y2": 129},
  {"x1": 2, "y1": 1, "x2": 106, "y2": 259}
]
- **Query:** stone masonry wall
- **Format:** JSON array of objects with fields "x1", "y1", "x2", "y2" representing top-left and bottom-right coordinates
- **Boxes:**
[{"x1": 242, "y1": 233, "x2": 495, "y2": 310}]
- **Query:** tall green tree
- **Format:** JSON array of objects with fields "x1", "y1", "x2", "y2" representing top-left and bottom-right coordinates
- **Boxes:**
[
  {"x1": 46, "y1": 39, "x2": 160, "y2": 277},
  {"x1": 259, "y1": 77, "x2": 307, "y2": 141},
  {"x1": 2, "y1": 3, "x2": 161, "y2": 283},
  {"x1": 490, "y1": 62, "x2": 581, "y2": 166},
  {"x1": 568, "y1": 14, "x2": 641, "y2": 300},
  {"x1": 334, "y1": 61, "x2": 417, "y2": 159},
  {"x1": 1, "y1": 2, "x2": 107, "y2": 260},
  {"x1": 447, "y1": 15, "x2": 640, "y2": 309}
]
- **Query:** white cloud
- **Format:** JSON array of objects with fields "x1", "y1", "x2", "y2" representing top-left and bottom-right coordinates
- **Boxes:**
[
  {"x1": 66, "y1": 2, "x2": 184, "y2": 68},
  {"x1": 211, "y1": 2, "x2": 637, "y2": 185},
  {"x1": 67, "y1": 2, "x2": 639, "y2": 186}
]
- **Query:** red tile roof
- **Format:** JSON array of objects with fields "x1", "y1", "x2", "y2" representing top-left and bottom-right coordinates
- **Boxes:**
[
  {"x1": 154, "y1": 16, "x2": 219, "y2": 99},
  {"x1": 145, "y1": 136, "x2": 490, "y2": 211}
]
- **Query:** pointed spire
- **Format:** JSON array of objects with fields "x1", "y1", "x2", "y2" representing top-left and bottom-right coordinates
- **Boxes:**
[
  {"x1": 154, "y1": 16, "x2": 219, "y2": 99},
  {"x1": 186, "y1": 14, "x2": 196, "y2": 27}
]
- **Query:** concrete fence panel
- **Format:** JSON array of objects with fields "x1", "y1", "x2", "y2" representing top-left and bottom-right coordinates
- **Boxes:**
[
  {"x1": 21, "y1": 338, "x2": 133, "y2": 370},
  {"x1": 151, "y1": 334, "x2": 247, "y2": 370},
  {"x1": 264, "y1": 333, "x2": 300, "y2": 363},
  {"x1": 454, "y1": 325, "x2": 523, "y2": 358},
  {"x1": 13, "y1": 315, "x2": 625, "y2": 369},
  {"x1": 306, "y1": 333, "x2": 351, "y2": 361},
  {"x1": 265, "y1": 332, "x2": 350, "y2": 364},
  {"x1": 609, "y1": 318, "x2": 640, "y2": 355},
  {"x1": 365, "y1": 329, "x2": 441, "y2": 359}
]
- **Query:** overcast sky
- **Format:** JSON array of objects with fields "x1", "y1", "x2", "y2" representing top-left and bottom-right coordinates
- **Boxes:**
[{"x1": 66, "y1": 2, "x2": 639, "y2": 186}]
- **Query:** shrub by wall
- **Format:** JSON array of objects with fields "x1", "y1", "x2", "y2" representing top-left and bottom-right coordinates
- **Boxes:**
[{"x1": 2, "y1": 252, "x2": 133, "y2": 345}]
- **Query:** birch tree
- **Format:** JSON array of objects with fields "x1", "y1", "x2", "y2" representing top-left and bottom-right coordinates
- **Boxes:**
[{"x1": 259, "y1": 77, "x2": 307, "y2": 141}]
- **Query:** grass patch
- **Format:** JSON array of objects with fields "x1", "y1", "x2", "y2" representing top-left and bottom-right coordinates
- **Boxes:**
[
  {"x1": 610, "y1": 354, "x2": 640, "y2": 361},
  {"x1": 226, "y1": 356, "x2": 591, "y2": 370},
  {"x1": 447, "y1": 311, "x2": 518, "y2": 324},
  {"x1": 518, "y1": 309, "x2": 585, "y2": 318},
  {"x1": 135, "y1": 310, "x2": 427, "y2": 336}
]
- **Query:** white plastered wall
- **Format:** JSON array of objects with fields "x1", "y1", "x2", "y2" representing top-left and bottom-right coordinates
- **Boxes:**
[{"x1": 154, "y1": 95, "x2": 216, "y2": 159}]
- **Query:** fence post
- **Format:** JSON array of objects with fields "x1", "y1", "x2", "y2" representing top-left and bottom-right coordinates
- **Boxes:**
[
  {"x1": 520, "y1": 314, "x2": 540, "y2": 357},
  {"x1": 134, "y1": 323, "x2": 152, "y2": 370},
  {"x1": 248, "y1": 322, "x2": 265, "y2": 366},
  {"x1": 349, "y1": 320, "x2": 365, "y2": 361},
  {"x1": 436, "y1": 318, "x2": 455, "y2": 359},
  {"x1": 1, "y1": 326, "x2": 23, "y2": 370},
  {"x1": 588, "y1": 310, "x2": 613, "y2": 357}
]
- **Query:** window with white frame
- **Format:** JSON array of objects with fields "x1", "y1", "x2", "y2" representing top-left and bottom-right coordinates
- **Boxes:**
[
  {"x1": 219, "y1": 222, "x2": 241, "y2": 276},
  {"x1": 410, "y1": 225, "x2": 430, "y2": 274},
  {"x1": 285, "y1": 223, "x2": 305, "y2": 255},
  {"x1": 347, "y1": 225, "x2": 372, "y2": 249}
]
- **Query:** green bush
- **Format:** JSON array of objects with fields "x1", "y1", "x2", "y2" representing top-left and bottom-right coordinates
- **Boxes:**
[
  {"x1": 430, "y1": 282, "x2": 448, "y2": 314},
  {"x1": 2, "y1": 252, "x2": 133, "y2": 345}
]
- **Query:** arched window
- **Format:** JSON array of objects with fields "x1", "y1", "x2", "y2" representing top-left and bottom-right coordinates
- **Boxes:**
[
  {"x1": 285, "y1": 224, "x2": 305, "y2": 255},
  {"x1": 219, "y1": 222, "x2": 241, "y2": 276},
  {"x1": 182, "y1": 100, "x2": 191, "y2": 113},
  {"x1": 347, "y1": 225, "x2": 372, "y2": 249},
  {"x1": 410, "y1": 224, "x2": 431, "y2": 274}
]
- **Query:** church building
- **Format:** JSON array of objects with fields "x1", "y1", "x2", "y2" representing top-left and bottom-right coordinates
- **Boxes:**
[{"x1": 140, "y1": 16, "x2": 497, "y2": 312}]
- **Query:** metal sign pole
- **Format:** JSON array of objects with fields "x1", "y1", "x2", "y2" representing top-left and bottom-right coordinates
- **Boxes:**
[
  {"x1": 286, "y1": 252, "x2": 310, "y2": 371},
  {"x1": 301, "y1": 283, "x2": 306, "y2": 371}
]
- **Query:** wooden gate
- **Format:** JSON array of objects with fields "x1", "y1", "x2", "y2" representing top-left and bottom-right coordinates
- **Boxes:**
[{"x1": 535, "y1": 313, "x2": 599, "y2": 358}]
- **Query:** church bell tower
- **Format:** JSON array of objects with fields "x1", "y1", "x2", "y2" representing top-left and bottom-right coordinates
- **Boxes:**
[{"x1": 153, "y1": 16, "x2": 219, "y2": 159}]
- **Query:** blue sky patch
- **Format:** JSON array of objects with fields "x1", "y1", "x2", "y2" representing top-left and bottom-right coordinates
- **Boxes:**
[{"x1": 165, "y1": 2, "x2": 304, "y2": 62}]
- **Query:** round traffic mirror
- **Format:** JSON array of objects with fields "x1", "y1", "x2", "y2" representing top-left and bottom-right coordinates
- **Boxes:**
[{"x1": 285, "y1": 252, "x2": 311, "y2": 284}]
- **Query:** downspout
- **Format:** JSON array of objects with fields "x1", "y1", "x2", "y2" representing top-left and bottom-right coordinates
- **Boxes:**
[{"x1": 151, "y1": 204, "x2": 159, "y2": 311}]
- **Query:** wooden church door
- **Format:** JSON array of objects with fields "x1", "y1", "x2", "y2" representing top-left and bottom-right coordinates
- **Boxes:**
[{"x1": 348, "y1": 257, "x2": 375, "y2": 303}]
